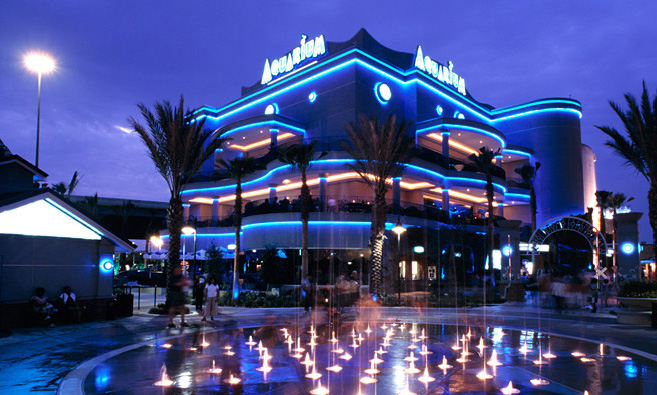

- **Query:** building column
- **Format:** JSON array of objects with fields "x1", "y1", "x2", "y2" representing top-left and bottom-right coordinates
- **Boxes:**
[
  {"x1": 497, "y1": 219, "x2": 524, "y2": 301},
  {"x1": 270, "y1": 128, "x2": 279, "y2": 150},
  {"x1": 392, "y1": 177, "x2": 401, "y2": 214},
  {"x1": 616, "y1": 212, "x2": 643, "y2": 280},
  {"x1": 497, "y1": 202, "x2": 504, "y2": 218},
  {"x1": 183, "y1": 204, "x2": 190, "y2": 222},
  {"x1": 442, "y1": 182, "x2": 450, "y2": 213},
  {"x1": 441, "y1": 129, "x2": 450, "y2": 162},
  {"x1": 318, "y1": 173, "x2": 327, "y2": 211},
  {"x1": 269, "y1": 184, "x2": 277, "y2": 204},
  {"x1": 211, "y1": 199, "x2": 220, "y2": 227}
]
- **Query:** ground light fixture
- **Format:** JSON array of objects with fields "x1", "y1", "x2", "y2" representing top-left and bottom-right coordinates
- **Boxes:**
[{"x1": 23, "y1": 52, "x2": 56, "y2": 169}]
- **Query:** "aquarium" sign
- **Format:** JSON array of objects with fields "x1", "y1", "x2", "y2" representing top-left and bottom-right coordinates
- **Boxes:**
[
  {"x1": 414, "y1": 45, "x2": 466, "y2": 96},
  {"x1": 261, "y1": 34, "x2": 327, "y2": 85}
]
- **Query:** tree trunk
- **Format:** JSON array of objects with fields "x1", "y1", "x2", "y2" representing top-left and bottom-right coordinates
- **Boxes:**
[
  {"x1": 301, "y1": 168, "x2": 310, "y2": 281},
  {"x1": 232, "y1": 180, "x2": 242, "y2": 300},
  {"x1": 530, "y1": 185, "x2": 537, "y2": 232},
  {"x1": 649, "y1": 182, "x2": 657, "y2": 255},
  {"x1": 167, "y1": 195, "x2": 183, "y2": 305},
  {"x1": 370, "y1": 193, "x2": 388, "y2": 300}
]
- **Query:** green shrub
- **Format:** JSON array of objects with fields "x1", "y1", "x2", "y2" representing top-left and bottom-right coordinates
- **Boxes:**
[
  {"x1": 217, "y1": 291, "x2": 298, "y2": 308},
  {"x1": 618, "y1": 281, "x2": 657, "y2": 298}
]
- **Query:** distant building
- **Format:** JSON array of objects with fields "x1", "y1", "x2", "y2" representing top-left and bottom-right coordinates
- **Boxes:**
[
  {"x1": 0, "y1": 139, "x2": 133, "y2": 326},
  {"x1": 173, "y1": 29, "x2": 596, "y2": 258}
]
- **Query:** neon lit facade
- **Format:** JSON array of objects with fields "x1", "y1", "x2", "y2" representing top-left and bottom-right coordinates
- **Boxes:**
[{"x1": 177, "y1": 29, "x2": 595, "y2": 253}]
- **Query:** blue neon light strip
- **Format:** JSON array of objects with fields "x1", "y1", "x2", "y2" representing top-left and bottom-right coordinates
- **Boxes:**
[
  {"x1": 492, "y1": 108, "x2": 582, "y2": 122},
  {"x1": 416, "y1": 124, "x2": 506, "y2": 148},
  {"x1": 193, "y1": 48, "x2": 581, "y2": 125},
  {"x1": 503, "y1": 149, "x2": 532, "y2": 158},
  {"x1": 212, "y1": 120, "x2": 305, "y2": 138},
  {"x1": 491, "y1": 99, "x2": 581, "y2": 114},
  {"x1": 184, "y1": 159, "x2": 507, "y2": 194},
  {"x1": 505, "y1": 193, "x2": 531, "y2": 199}
]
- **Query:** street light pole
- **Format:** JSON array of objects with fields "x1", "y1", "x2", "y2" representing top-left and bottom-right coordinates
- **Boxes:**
[
  {"x1": 392, "y1": 217, "x2": 406, "y2": 305},
  {"x1": 24, "y1": 52, "x2": 55, "y2": 169}
]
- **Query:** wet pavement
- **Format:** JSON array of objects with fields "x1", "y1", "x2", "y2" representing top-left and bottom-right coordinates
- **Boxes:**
[{"x1": 0, "y1": 304, "x2": 656, "y2": 394}]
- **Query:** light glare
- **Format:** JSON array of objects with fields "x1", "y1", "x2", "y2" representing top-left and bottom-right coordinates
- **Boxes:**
[{"x1": 24, "y1": 52, "x2": 56, "y2": 74}]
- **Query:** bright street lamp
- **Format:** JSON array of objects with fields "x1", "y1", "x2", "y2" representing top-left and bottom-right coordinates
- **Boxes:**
[
  {"x1": 182, "y1": 226, "x2": 197, "y2": 277},
  {"x1": 392, "y1": 218, "x2": 406, "y2": 304},
  {"x1": 23, "y1": 52, "x2": 56, "y2": 169},
  {"x1": 149, "y1": 235, "x2": 163, "y2": 251}
]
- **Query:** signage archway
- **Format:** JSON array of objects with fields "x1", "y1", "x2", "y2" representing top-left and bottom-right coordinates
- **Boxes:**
[{"x1": 528, "y1": 216, "x2": 607, "y2": 256}]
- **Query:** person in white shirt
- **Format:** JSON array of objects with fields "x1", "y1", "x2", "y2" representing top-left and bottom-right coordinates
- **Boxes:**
[
  {"x1": 201, "y1": 278, "x2": 219, "y2": 321},
  {"x1": 58, "y1": 285, "x2": 82, "y2": 323}
]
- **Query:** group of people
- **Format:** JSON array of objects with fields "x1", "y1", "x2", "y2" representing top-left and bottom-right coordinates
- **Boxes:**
[
  {"x1": 301, "y1": 270, "x2": 361, "y2": 314},
  {"x1": 167, "y1": 265, "x2": 221, "y2": 328},
  {"x1": 30, "y1": 285, "x2": 82, "y2": 326},
  {"x1": 536, "y1": 272, "x2": 610, "y2": 313}
]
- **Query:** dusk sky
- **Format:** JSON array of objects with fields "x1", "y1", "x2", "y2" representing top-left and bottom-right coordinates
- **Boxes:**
[{"x1": 1, "y1": 1, "x2": 656, "y2": 241}]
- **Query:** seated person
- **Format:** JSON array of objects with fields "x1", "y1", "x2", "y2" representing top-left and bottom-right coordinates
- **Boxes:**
[
  {"x1": 58, "y1": 286, "x2": 82, "y2": 323},
  {"x1": 30, "y1": 287, "x2": 54, "y2": 323}
]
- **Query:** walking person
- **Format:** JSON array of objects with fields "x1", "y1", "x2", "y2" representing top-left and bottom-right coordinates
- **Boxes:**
[
  {"x1": 194, "y1": 274, "x2": 205, "y2": 312},
  {"x1": 201, "y1": 278, "x2": 219, "y2": 321},
  {"x1": 168, "y1": 265, "x2": 191, "y2": 328}
]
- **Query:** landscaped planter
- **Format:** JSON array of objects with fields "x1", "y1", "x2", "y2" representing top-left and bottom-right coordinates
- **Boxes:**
[{"x1": 616, "y1": 297, "x2": 657, "y2": 326}]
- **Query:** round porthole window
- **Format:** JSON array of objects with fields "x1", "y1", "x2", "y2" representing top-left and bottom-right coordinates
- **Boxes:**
[
  {"x1": 264, "y1": 103, "x2": 279, "y2": 115},
  {"x1": 374, "y1": 83, "x2": 392, "y2": 104}
]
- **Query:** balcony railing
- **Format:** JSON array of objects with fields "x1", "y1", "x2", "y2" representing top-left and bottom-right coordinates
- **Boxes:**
[
  {"x1": 188, "y1": 136, "x2": 507, "y2": 184},
  {"x1": 185, "y1": 195, "x2": 497, "y2": 228}
]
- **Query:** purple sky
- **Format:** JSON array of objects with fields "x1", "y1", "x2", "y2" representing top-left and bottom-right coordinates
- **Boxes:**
[{"x1": 1, "y1": 1, "x2": 656, "y2": 241}]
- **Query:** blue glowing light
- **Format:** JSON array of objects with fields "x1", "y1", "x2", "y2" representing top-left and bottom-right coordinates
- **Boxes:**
[
  {"x1": 503, "y1": 149, "x2": 532, "y2": 158},
  {"x1": 308, "y1": 91, "x2": 317, "y2": 103},
  {"x1": 192, "y1": 48, "x2": 581, "y2": 126},
  {"x1": 100, "y1": 259, "x2": 114, "y2": 273},
  {"x1": 621, "y1": 242, "x2": 635, "y2": 255},
  {"x1": 416, "y1": 123, "x2": 506, "y2": 148},
  {"x1": 217, "y1": 120, "x2": 305, "y2": 139},
  {"x1": 502, "y1": 245, "x2": 512, "y2": 256},
  {"x1": 436, "y1": 105, "x2": 443, "y2": 115},
  {"x1": 374, "y1": 82, "x2": 392, "y2": 104},
  {"x1": 413, "y1": 246, "x2": 425, "y2": 253}
]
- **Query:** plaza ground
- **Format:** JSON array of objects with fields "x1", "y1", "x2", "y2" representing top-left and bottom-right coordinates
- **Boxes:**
[{"x1": 1, "y1": 300, "x2": 655, "y2": 394}]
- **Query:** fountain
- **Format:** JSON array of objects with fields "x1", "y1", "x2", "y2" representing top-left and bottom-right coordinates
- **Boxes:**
[
  {"x1": 487, "y1": 350, "x2": 502, "y2": 367},
  {"x1": 206, "y1": 360, "x2": 222, "y2": 374},
  {"x1": 500, "y1": 381, "x2": 521, "y2": 394},
  {"x1": 153, "y1": 365, "x2": 173, "y2": 387},
  {"x1": 417, "y1": 366, "x2": 435, "y2": 383},
  {"x1": 437, "y1": 355, "x2": 452, "y2": 371},
  {"x1": 309, "y1": 380, "x2": 329, "y2": 395}
]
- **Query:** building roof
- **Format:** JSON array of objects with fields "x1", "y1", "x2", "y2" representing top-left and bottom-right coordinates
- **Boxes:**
[
  {"x1": 0, "y1": 188, "x2": 135, "y2": 252},
  {"x1": 0, "y1": 154, "x2": 48, "y2": 180}
]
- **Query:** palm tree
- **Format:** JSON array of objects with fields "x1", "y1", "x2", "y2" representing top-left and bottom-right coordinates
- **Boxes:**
[
  {"x1": 514, "y1": 163, "x2": 541, "y2": 231},
  {"x1": 53, "y1": 171, "x2": 82, "y2": 198},
  {"x1": 278, "y1": 141, "x2": 327, "y2": 282},
  {"x1": 343, "y1": 114, "x2": 415, "y2": 300},
  {"x1": 129, "y1": 96, "x2": 224, "y2": 299},
  {"x1": 596, "y1": 81, "x2": 657, "y2": 249},
  {"x1": 217, "y1": 156, "x2": 265, "y2": 300},
  {"x1": 595, "y1": 190, "x2": 612, "y2": 236},
  {"x1": 469, "y1": 147, "x2": 501, "y2": 277}
]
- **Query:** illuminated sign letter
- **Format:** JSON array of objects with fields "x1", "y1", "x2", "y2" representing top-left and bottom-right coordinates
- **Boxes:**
[
  {"x1": 261, "y1": 59, "x2": 272, "y2": 85},
  {"x1": 261, "y1": 34, "x2": 328, "y2": 85},
  {"x1": 413, "y1": 45, "x2": 467, "y2": 96},
  {"x1": 414, "y1": 46, "x2": 425, "y2": 71}
]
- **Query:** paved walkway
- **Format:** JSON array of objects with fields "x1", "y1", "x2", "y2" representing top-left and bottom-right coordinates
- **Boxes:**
[{"x1": 0, "y1": 303, "x2": 655, "y2": 394}]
